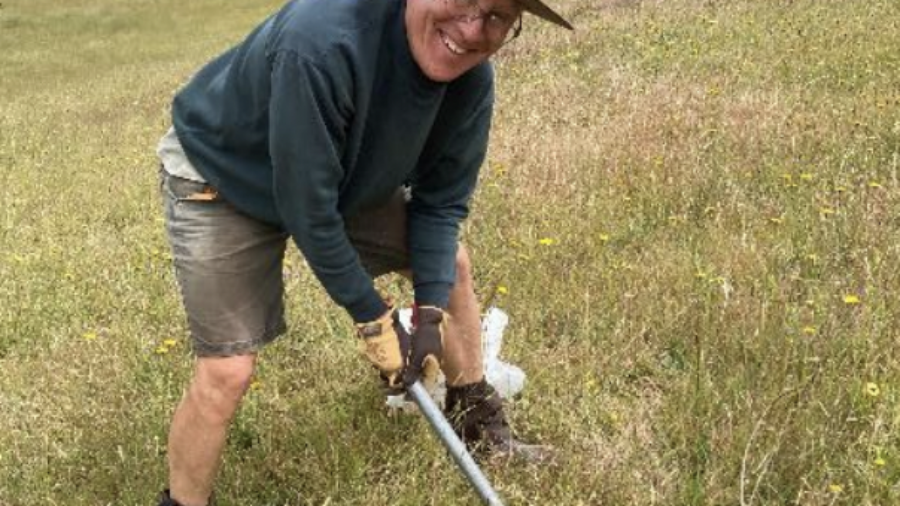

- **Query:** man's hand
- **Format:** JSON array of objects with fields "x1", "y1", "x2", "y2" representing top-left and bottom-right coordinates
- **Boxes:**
[
  {"x1": 356, "y1": 307, "x2": 409, "y2": 391},
  {"x1": 403, "y1": 305, "x2": 446, "y2": 388}
]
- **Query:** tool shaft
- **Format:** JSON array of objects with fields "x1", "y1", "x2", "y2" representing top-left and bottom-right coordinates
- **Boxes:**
[{"x1": 407, "y1": 381, "x2": 505, "y2": 506}]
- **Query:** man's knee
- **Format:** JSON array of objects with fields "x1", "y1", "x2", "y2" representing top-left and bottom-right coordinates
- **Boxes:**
[{"x1": 189, "y1": 354, "x2": 256, "y2": 421}]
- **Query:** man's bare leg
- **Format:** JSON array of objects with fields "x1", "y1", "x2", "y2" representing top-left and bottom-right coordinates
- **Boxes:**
[
  {"x1": 435, "y1": 245, "x2": 553, "y2": 461},
  {"x1": 440, "y1": 244, "x2": 484, "y2": 387},
  {"x1": 167, "y1": 354, "x2": 256, "y2": 506}
]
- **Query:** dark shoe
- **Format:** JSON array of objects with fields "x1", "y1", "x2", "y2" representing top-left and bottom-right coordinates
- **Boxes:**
[
  {"x1": 157, "y1": 490, "x2": 185, "y2": 506},
  {"x1": 444, "y1": 380, "x2": 556, "y2": 464}
]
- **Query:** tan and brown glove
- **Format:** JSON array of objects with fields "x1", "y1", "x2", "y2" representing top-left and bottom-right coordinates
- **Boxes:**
[
  {"x1": 403, "y1": 305, "x2": 446, "y2": 390},
  {"x1": 356, "y1": 307, "x2": 410, "y2": 391}
]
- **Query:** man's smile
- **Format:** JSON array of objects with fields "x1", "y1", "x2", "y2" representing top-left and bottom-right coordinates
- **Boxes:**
[{"x1": 439, "y1": 30, "x2": 468, "y2": 55}]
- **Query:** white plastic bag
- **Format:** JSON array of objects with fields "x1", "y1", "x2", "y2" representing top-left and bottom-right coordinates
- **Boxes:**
[{"x1": 481, "y1": 307, "x2": 526, "y2": 399}]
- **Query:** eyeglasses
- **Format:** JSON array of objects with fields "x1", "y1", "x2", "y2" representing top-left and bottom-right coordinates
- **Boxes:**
[{"x1": 442, "y1": 0, "x2": 523, "y2": 46}]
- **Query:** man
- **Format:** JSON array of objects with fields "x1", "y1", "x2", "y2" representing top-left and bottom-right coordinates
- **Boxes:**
[{"x1": 155, "y1": 0, "x2": 572, "y2": 503}]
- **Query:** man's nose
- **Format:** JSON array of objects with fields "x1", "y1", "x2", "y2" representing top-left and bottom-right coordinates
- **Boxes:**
[{"x1": 457, "y1": 14, "x2": 488, "y2": 43}]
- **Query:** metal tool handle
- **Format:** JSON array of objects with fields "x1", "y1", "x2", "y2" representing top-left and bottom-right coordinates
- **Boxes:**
[{"x1": 407, "y1": 381, "x2": 505, "y2": 506}]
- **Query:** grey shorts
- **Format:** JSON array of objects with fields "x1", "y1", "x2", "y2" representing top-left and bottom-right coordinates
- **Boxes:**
[{"x1": 160, "y1": 170, "x2": 409, "y2": 357}]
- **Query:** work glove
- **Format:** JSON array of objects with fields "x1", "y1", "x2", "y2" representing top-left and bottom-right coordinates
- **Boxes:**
[
  {"x1": 356, "y1": 306, "x2": 410, "y2": 392},
  {"x1": 403, "y1": 305, "x2": 446, "y2": 389}
]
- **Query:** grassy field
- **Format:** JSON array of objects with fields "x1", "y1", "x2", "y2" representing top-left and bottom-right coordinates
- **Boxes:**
[{"x1": 2, "y1": 0, "x2": 899, "y2": 504}]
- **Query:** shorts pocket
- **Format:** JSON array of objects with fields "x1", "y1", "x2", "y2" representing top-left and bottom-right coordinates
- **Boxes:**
[{"x1": 163, "y1": 173, "x2": 220, "y2": 203}]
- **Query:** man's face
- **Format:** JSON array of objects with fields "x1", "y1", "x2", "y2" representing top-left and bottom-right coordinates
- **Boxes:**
[{"x1": 405, "y1": 0, "x2": 521, "y2": 82}]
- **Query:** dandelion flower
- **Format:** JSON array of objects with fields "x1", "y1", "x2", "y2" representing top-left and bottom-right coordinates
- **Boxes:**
[
  {"x1": 83, "y1": 332, "x2": 98, "y2": 341},
  {"x1": 843, "y1": 295, "x2": 861, "y2": 305},
  {"x1": 828, "y1": 484, "x2": 843, "y2": 494},
  {"x1": 599, "y1": 234, "x2": 610, "y2": 242},
  {"x1": 155, "y1": 345, "x2": 169, "y2": 355},
  {"x1": 538, "y1": 238, "x2": 556, "y2": 246},
  {"x1": 866, "y1": 382, "x2": 881, "y2": 397},
  {"x1": 875, "y1": 456, "x2": 886, "y2": 467},
  {"x1": 800, "y1": 173, "x2": 814, "y2": 181},
  {"x1": 496, "y1": 285, "x2": 509, "y2": 295}
]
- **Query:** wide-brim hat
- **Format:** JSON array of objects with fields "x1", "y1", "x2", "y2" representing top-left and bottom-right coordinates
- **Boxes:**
[{"x1": 517, "y1": 0, "x2": 573, "y2": 30}]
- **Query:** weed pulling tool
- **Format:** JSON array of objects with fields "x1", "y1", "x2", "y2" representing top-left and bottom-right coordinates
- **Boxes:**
[{"x1": 407, "y1": 380, "x2": 505, "y2": 506}]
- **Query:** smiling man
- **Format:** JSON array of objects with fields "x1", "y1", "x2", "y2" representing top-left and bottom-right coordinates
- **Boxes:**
[{"x1": 155, "y1": 0, "x2": 571, "y2": 504}]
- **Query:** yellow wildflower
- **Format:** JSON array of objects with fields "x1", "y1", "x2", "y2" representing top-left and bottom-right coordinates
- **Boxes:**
[
  {"x1": 83, "y1": 332, "x2": 98, "y2": 341},
  {"x1": 801, "y1": 326, "x2": 817, "y2": 335},
  {"x1": 538, "y1": 238, "x2": 556, "y2": 246},
  {"x1": 843, "y1": 295, "x2": 861, "y2": 305},
  {"x1": 828, "y1": 484, "x2": 843, "y2": 494},
  {"x1": 598, "y1": 234, "x2": 610, "y2": 242},
  {"x1": 496, "y1": 285, "x2": 509, "y2": 295},
  {"x1": 163, "y1": 338, "x2": 178, "y2": 348},
  {"x1": 155, "y1": 345, "x2": 169, "y2": 355},
  {"x1": 866, "y1": 382, "x2": 881, "y2": 397},
  {"x1": 875, "y1": 457, "x2": 886, "y2": 467}
]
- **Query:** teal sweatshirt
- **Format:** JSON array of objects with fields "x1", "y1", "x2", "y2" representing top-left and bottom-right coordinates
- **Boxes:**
[{"x1": 172, "y1": 0, "x2": 494, "y2": 322}]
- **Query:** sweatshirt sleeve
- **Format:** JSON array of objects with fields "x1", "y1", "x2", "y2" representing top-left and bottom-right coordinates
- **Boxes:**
[
  {"x1": 268, "y1": 50, "x2": 387, "y2": 323},
  {"x1": 408, "y1": 89, "x2": 493, "y2": 308}
]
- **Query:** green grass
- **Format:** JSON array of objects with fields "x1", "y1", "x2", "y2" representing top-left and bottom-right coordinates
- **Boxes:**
[{"x1": 2, "y1": 0, "x2": 899, "y2": 504}]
